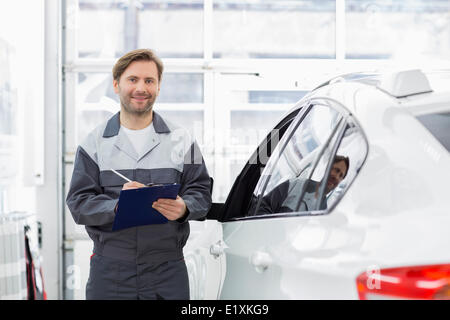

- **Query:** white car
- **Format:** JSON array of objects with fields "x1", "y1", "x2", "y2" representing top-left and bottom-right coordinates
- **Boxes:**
[{"x1": 184, "y1": 69, "x2": 450, "y2": 300}]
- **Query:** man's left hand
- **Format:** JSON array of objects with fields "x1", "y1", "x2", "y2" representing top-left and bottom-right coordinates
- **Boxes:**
[{"x1": 152, "y1": 196, "x2": 187, "y2": 221}]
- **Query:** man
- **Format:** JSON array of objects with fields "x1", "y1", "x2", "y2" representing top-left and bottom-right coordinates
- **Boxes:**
[
  {"x1": 257, "y1": 155, "x2": 349, "y2": 214},
  {"x1": 66, "y1": 49, "x2": 212, "y2": 300}
]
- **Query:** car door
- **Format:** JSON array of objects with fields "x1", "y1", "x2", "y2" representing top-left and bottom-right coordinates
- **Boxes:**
[
  {"x1": 184, "y1": 218, "x2": 225, "y2": 299},
  {"x1": 215, "y1": 98, "x2": 368, "y2": 299},
  {"x1": 182, "y1": 105, "x2": 303, "y2": 299}
]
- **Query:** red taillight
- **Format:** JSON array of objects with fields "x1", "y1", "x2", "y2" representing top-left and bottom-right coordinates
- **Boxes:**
[{"x1": 356, "y1": 264, "x2": 450, "y2": 300}]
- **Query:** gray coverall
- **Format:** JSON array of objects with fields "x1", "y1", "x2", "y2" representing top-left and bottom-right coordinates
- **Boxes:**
[{"x1": 66, "y1": 111, "x2": 212, "y2": 300}]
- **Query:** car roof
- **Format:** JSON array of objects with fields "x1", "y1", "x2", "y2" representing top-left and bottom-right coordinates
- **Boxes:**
[{"x1": 299, "y1": 69, "x2": 450, "y2": 116}]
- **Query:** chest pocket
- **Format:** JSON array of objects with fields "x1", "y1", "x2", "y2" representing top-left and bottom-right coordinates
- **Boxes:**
[{"x1": 99, "y1": 170, "x2": 131, "y2": 198}]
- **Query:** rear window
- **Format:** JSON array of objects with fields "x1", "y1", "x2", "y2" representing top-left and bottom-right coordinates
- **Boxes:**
[{"x1": 416, "y1": 113, "x2": 450, "y2": 152}]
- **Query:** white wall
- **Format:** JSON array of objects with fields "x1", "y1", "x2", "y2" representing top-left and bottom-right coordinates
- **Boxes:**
[
  {"x1": 0, "y1": 0, "x2": 59, "y2": 299},
  {"x1": 35, "y1": 0, "x2": 62, "y2": 300},
  {"x1": 0, "y1": 0, "x2": 45, "y2": 189}
]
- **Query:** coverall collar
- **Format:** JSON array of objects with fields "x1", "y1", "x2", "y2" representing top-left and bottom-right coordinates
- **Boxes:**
[{"x1": 103, "y1": 111, "x2": 171, "y2": 138}]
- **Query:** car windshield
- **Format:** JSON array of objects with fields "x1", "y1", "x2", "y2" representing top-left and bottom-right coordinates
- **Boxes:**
[{"x1": 416, "y1": 112, "x2": 450, "y2": 152}]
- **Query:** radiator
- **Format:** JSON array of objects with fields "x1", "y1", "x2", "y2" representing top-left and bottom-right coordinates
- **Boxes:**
[{"x1": 0, "y1": 213, "x2": 39, "y2": 300}]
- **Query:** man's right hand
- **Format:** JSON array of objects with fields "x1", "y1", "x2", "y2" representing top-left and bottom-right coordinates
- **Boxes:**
[
  {"x1": 115, "y1": 181, "x2": 146, "y2": 213},
  {"x1": 122, "y1": 181, "x2": 146, "y2": 190}
]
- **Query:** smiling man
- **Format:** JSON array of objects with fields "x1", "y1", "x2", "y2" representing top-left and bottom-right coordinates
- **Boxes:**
[
  {"x1": 66, "y1": 49, "x2": 212, "y2": 300},
  {"x1": 113, "y1": 57, "x2": 159, "y2": 117}
]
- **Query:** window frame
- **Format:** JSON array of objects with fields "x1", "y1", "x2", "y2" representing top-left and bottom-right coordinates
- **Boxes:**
[
  {"x1": 213, "y1": 104, "x2": 304, "y2": 222},
  {"x1": 319, "y1": 115, "x2": 369, "y2": 214},
  {"x1": 249, "y1": 100, "x2": 347, "y2": 219},
  {"x1": 228, "y1": 96, "x2": 368, "y2": 222}
]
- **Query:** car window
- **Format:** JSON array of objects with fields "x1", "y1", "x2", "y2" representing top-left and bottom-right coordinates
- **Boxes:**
[
  {"x1": 416, "y1": 112, "x2": 450, "y2": 152},
  {"x1": 248, "y1": 103, "x2": 343, "y2": 216},
  {"x1": 315, "y1": 119, "x2": 368, "y2": 212},
  {"x1": 215, "y1": 107, "x2": 302, "y2": 222},
  {"x1": 250, "y1": 112, "x2": 367, "y2": 216}
]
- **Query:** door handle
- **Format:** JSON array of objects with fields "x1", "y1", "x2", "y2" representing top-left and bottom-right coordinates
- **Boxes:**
[
  {"x1": 210, "y1": 240, "x2": 227, "y2": 259},
  {"x1": 250, "y1": 251, "x2": 272, "y2": 273}
]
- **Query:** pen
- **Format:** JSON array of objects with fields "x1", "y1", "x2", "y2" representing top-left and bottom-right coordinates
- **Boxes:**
[{"x1": 110, "y1": 169, "x2": 132, "y2": 183}]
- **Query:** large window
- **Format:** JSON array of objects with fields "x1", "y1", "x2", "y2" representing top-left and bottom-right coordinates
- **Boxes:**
[
  {"x1": 346, "y1": 0, "x2": 450, "y2": 60},
  {"x1": 77, "y1": 0, "x2": 203, "y2": 59},
  {"x1": 63, "y1": 0, "x2": 450, "y2": 224},
  {"x1": 213, "y1": 0, "x2": 336, "y2": 59}
]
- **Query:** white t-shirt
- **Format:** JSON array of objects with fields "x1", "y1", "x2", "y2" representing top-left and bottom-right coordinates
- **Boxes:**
[{"x1": 121, "y1": 123, "x2": 154, "y2": 158}]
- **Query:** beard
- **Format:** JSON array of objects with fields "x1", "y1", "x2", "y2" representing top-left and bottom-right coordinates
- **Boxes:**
[{"x1": 120, "y1": 94, "x2": 156, "y2": 116}]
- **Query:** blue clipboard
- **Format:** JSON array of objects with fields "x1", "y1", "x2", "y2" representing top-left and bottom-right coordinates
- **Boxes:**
[{"x1": 112, "y1": 183, "x2": 181, "y2": 231}]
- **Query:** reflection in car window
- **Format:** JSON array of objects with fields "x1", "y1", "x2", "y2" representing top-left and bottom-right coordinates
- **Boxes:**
[
  {"x1": 256, "y1": 121, "x2": 344, "y2": 215},
  {"x1": 252, "y1": 116, "x2": 367, "y2": 216},
  {"x1": 248, "y1": 104, "x2": 342, "y2": 216},
  {"x1": 323, "y1": 122, "x2": 367, "y2": 211},
  {"x1": 292, "y1": 130, "x2": 346, "y2": 212},
  {"x1": 416, "y1": 112, "x2": 450, "y2": 152}
]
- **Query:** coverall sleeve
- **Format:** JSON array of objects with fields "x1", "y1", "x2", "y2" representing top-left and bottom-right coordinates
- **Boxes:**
[
  {"x1": 178, "y1": 141, "x2": 212, "y2": 222},
  {"x1": 66, "y1": 146, "x2": 118, "y2": 226}
]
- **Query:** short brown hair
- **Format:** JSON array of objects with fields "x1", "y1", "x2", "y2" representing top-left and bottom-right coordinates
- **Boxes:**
[{"x1": 112, "y1": 49, "x2": 164, "y2": 82}]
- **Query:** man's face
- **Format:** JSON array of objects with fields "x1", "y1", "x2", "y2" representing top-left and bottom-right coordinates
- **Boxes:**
[
  {"x1": 113, "y1": 60, "x2": 160, "y2": 116},
  {"x1": 326, "y1": 160, "x2": 348, "y2": 193}
]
